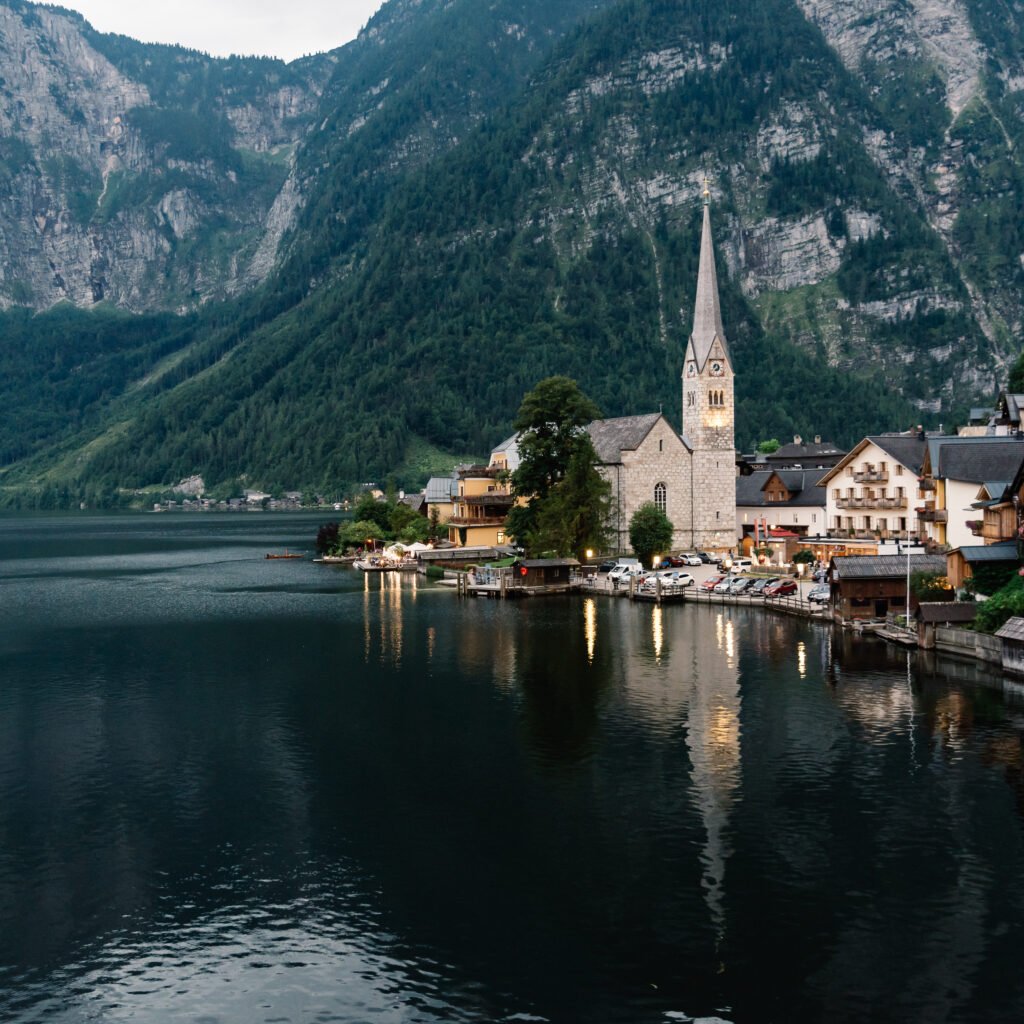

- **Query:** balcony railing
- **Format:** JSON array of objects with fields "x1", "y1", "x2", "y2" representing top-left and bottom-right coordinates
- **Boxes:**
[
  {"x1": 449, "y1": 514, "x2": 508, "y2": 527},
  {"x1": 853, "y1": 470, "x2": 889, "y2": 483},
  {"x1": 836, "y1": 495, "x2": 908, "y2": 509}
]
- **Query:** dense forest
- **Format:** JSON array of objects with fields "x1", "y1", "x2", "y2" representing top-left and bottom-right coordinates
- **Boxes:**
[{"x1": 1, "y1": 0, "x2": 1023, "y2": 507}]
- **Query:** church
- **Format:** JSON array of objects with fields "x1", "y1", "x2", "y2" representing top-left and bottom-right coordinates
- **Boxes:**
[
  {"x1": 587, "y1": 189, "x2": 737, "y2": 553},
  {"x1": 476, "y1": 191, "x2": 737, "y2": 556}
]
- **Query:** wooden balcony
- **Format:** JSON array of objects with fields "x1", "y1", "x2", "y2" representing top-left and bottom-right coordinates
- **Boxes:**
[
  {"x1": 853, "y1": 469, "x2": 889, "y2": 483},
  {"x1": 449, "y1": 514, "x2": 508, "y2": 527}
]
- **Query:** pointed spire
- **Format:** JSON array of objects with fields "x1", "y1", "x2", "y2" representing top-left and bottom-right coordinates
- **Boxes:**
[{"x1": 689, "y1": 198, "x2": 729, "y2": 372}]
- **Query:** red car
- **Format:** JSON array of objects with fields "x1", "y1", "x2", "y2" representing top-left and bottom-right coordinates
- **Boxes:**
[
  {"x1": 701, "y1": 575, "x2": 724, "y2": 591},
  {"x1": 764, "y1": 579, "x2": 798, "y2": 598}
]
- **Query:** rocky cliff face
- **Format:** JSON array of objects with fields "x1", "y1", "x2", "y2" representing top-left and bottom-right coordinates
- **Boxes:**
[{"x1": 0, "y1": 3, "x2": 330, "y2": 311}]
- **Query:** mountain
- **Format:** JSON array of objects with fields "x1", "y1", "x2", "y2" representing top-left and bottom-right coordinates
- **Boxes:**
[{"x1": 1, "y1": 0, "x2": 1023, "y2": 507}]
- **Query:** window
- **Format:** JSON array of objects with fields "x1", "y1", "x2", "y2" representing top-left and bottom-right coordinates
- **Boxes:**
[
  {"x1": 654, "y1": 482, "x2": 667, "y2": 513},
  {"x1": 896, "y1": 465, "x2": 903, "y2": 476},
  {"x1": 659, "y1": 438, "x2": 663, "y2": 452}
]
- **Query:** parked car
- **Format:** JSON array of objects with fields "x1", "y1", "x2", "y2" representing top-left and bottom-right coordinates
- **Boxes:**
[
  {"x1": 597, "y1": 561, "x2": 617, "y2": 575},
  {"x1": 730, "y1": 557, "x2": 754, "y2": 573},
  {"x1": 608, "y1": 564, "x2": 644, "y2": 583},
  {"x1": 656, "y1": 555, "x2": 686, "y2": 569},
  {"x1": 680, "y1": 553, "x2": 703, "y2": 566},
  {"x1": 748, "y1": 576, "x2": 779, "y2": 597},
  {"x1": 714, "y1": 576, "x2": 737, "y2": 593},
  {"x1": 812, "y1": 569, "x2": 829, "y2": 583},
  {"x1": 807, "y1": 585, "x2": 831, "y2": 604},
  {"x1": 764, "y1": 579, "x2": 798, "y2": 598},
  {"x1": 701, "y1": 575, "x2": 724, "y2": 591},
  {"x1": 728, "y1": 576, "x2": 754, "y2": 594}
]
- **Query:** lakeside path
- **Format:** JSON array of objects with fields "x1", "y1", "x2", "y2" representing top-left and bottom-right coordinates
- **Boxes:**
[{"x1": 586, "y1": 562, "x2": 829, "y2": 619}]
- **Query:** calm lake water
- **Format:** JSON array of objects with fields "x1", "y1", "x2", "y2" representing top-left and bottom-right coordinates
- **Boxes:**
[{"x1": 3, "y1": 513, "x2": 1024, "y2": 1023}]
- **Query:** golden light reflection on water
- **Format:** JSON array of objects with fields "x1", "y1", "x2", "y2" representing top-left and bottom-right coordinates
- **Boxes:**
[
  {"x1": 652, "y1": 605, "x2": 663, "y2": 663},
  {"x1": 361, "y1": 571, "x2": 406, "y2": 666},
  {"x1": 797, "y1": 641, "x2": 807, "y2": 679},
  {"x1": 584, "y1": 598, "x2": 597, "y2": 664}
]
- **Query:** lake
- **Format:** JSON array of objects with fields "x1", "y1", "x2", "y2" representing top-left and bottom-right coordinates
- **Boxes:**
[{"x1": 2, "y1": 513, "x2": 1024, "y2": 1023}]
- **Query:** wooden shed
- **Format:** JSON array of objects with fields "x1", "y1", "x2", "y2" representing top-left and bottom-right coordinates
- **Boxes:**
[
  {"x1": 914, "y1": 602, "x2": 978, "y2": 649},
  {"x1": 514, "y1": 558, "x2": 581, "y2": 589},
  {"x1": 995, "y1": 617, "x2": 1024, "y2": 677},
  {"x1": 830, "y1": 554, "x2": 947, "y2": 621}
]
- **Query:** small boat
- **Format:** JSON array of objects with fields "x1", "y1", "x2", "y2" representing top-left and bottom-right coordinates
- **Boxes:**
[{"x1": 265, "y1": 550, "x2": 304, "y2": 560}]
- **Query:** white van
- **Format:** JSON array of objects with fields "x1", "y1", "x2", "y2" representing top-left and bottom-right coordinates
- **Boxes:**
[
  {"x1": 731, "y1": 557, "x2": 754, "y2": 573},
  {"x1": 608, "y1": 562, "x2": 644, "y2": 583}
]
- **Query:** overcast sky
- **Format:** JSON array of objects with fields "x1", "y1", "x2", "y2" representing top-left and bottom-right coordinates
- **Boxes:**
[{"x1": 55, "y1": 1, "x2": 387, "y2": 62}]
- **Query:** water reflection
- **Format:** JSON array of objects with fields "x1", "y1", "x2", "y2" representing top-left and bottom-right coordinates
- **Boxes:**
[
  {"x1": 10, "y1": 517, "x2": 1024, "y2": 1022},
  {"x1": 584, "y1": 597, "x2": 597, "y2": 663}
]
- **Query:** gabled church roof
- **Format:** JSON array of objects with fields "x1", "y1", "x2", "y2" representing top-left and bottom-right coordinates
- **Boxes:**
[
  {"x1": 688, "y1": 201, "x2": 730, "y2": 372},
  {"x1": 587, "y1": 413, "x2": 672, "y2": 464}
]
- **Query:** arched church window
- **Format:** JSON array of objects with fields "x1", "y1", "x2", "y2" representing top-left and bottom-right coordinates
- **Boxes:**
[{"x1": 654, "y1": 482, "x2": 667, "y2": 513}]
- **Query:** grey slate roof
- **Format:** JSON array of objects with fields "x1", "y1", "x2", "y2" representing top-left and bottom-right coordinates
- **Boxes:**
[
  {"x1": 424, "y1": 475, "x2": 458, "y2": 503},
  {"x1": 916, "y1": 602, "x2": 978, "y2": 624},
  {"x1": 928, "y1": 438, "x2": 1024, "y2": 484},
  {"x1": 735, "y1": 469, "x2": 826, "y2": 508},
  {"x1": 831, "y1": 554, "x2": 947, "y2": 579},
  {"x1": 1001, "y1": 394, "x2": 1024, "y2": 424},
  {"x1": 765, "y1": 439, "x2": 845, "y2": 465},
  {"x1": 955, "y1": 541, "x2": 1019, "y2": 564},
  {"x1": 996, "y1": 616, "x2": 1024, "y2": 642},
  {"x1": 869, "y1": 434, "x2": 929, "y2": 475},
  {"x1": 586, "y1": 413, "x2": 664, "y2": 464}
]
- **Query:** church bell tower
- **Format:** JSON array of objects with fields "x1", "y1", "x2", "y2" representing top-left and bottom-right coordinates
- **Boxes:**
[{"x1": 682, "y1": 182, "x2": 735, "y2": 550}]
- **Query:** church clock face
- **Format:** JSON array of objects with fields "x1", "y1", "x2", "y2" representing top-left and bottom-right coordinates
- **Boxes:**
[{"x1": 710, "y1": 360, "x2": 724, "y2": 377}]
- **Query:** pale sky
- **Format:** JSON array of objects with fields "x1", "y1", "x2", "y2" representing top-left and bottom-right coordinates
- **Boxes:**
[{"x1": 54, "y1": 1, "x2": 388, "y2": 62}]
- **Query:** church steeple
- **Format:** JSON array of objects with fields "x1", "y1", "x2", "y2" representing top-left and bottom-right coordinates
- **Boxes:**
[{"x1": 688, "y1": 194, "x2": 729, "y2": 373}]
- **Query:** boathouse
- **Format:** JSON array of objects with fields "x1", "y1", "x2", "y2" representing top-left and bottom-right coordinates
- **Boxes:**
[
  {"x1": 830, "y1": 553, "x2": 947, "y2": 621},
  {"x1": 513, "y1": 558, "x2": 581, "y2": 589},
  {"x1": 996, "y1": 617, "x2": 1024, "y2": 676}
]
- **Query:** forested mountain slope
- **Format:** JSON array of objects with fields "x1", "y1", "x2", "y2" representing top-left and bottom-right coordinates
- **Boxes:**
[{"x1": 2, "y1": 0, "x2": 1024, "y2": 506}]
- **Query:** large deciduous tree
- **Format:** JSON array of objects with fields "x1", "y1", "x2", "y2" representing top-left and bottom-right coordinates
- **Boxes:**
[
  {"x1": 628, "y1": 502, "x2": 674, "y2": 569},
  {"x1": 506, "y1": 376, "x2": 610, "y2": 557}
]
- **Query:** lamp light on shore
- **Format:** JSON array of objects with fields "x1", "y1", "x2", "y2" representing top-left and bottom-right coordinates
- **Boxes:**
[{"x1": 585, "y1": 549, "x2": 594, "y2": 561}]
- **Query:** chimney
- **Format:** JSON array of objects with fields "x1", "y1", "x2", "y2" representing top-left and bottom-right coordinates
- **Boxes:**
[
  {"x1": 814, "y1": 435, "x2": 821, "y2": 444},
  {"x1": 793, "y1": 434, "x2": 802, "y2": 445}
]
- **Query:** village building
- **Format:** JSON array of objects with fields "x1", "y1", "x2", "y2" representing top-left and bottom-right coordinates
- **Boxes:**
[
  {"x1": 829, "y1": 553, "x2": 947, "y2": 621},
  {"x1": 735, "y1": 469, "x2": 826, "y2": 556},
  {"x1": 916, "y1": 436, "x2": 1024, "y2": 549},
  {"x1": 424, "y1": 473, "x2": 459, "y2": 524},
  {"x1": 446, "y1": 463, "x2": 516, "y2": 548},
  {"x1": 945, "y1": 540, "x2": 1019, "y2": 593},
  {"x1": 817, "y1": 433, "x2": 928, "y2": 542},
  {"x1": 740, "y1": 435, "x2": 846, "y2": 473}
]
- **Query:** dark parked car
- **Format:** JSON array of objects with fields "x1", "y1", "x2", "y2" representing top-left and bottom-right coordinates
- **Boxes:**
[
  {"x1": 764, "y1": 579, "x2": 798, "y2": 598},
  {"x1": 656, "y1": 555, "x2": 686, "y2": 569},
  {"x1": 748, "y1": 576, "x2": 779, "y2": 597},
  {"x1": 697, "y1": 551, "x2": 720, "y2": 564},
  {"x1": 807, "y1": 585, "x2": 831, "y2": 604},
  {"x1": 597, "y1": 561, "x2": 617, "y2": 574}
]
